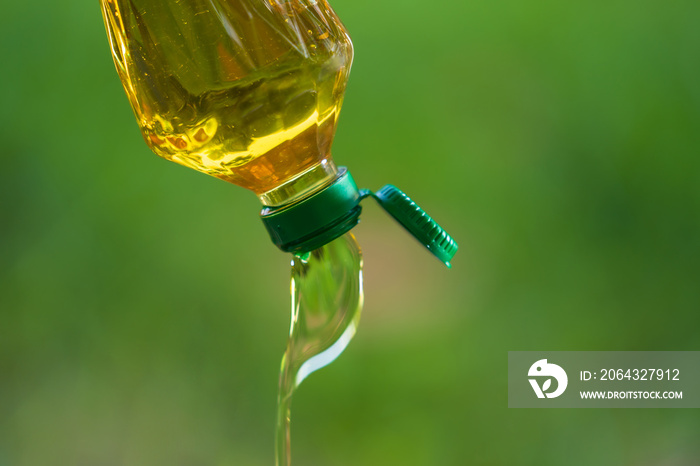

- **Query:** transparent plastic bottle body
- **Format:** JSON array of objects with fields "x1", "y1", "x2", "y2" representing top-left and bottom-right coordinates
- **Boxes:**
[
  {"x1": 277, "y1": 232, "x2": 363, "y2": 466},
  {"x1": 101, "y1": 0, "x2": 353, "y2": 203}
]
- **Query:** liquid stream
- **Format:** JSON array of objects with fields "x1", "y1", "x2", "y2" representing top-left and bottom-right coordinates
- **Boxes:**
[{"x1": 276, "y1": 232, "x2": 363, "y2": 466}]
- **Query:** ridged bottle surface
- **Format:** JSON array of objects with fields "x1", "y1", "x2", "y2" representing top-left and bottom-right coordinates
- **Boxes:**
[{"x1": 101, "y1": 0, "x2": 353, "y2": 196}]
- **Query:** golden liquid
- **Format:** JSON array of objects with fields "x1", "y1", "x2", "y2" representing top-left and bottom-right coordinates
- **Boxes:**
[
  {"x1": 101, "y1": 0, "x2": 353, "y2": 197},
  {"x1": 276, "y1": 233, "x2": 363, "y2": 466}
]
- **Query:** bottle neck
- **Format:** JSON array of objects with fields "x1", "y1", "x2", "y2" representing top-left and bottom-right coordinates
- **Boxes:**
[{"x1": 258, "y1": 159, "x2": 339, "y2": 207}]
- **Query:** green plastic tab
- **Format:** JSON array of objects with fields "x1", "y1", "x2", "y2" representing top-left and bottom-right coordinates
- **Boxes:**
[{"x1": 371, "y1": 185, "x2": 458, "y2": 267}]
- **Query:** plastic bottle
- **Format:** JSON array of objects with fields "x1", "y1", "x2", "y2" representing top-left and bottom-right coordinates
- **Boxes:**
[{"x1": 100, "y1": 0, "x2": 458, "y2": 260}]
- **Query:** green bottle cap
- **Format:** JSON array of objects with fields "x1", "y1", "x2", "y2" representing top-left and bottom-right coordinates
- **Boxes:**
[
  {"x1": 260, "y1": 168, "x2": 362, "y2": 254},
  {"x1": 371, "y1": 185, "x2": 458, "y2": 267},
  {"x1": 259, "y1": 168, "x2": 458, "y2": 267}
]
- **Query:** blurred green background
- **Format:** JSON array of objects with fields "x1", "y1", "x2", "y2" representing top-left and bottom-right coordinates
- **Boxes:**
[{"x1": 2, "y1": 0, "x2": 700, "y2": 465}]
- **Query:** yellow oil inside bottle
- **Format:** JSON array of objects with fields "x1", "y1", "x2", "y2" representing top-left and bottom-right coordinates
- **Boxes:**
[{"x1": 101, "y1": 0, "x2": 353, "y2": 202}]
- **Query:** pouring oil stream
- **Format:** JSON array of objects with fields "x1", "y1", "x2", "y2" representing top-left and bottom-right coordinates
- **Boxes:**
[{"x1": 276, "y1": 232, "x2": 363, "y2": 466}]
